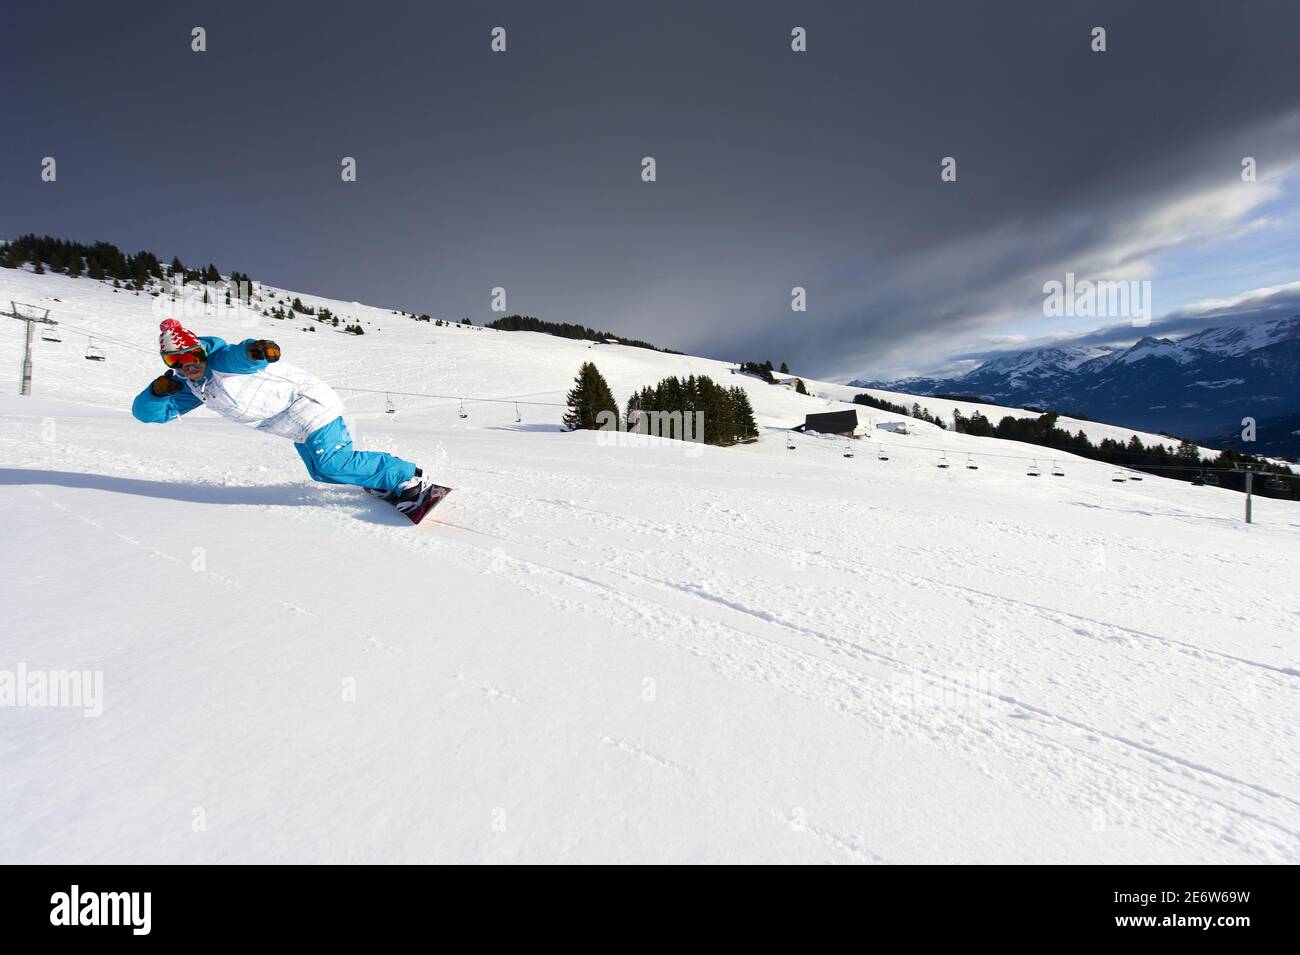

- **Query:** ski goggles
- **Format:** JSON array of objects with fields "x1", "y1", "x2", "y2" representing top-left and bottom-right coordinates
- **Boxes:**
[{"x1": 162, "y1": 347, "x2": 207, "y2": 368}]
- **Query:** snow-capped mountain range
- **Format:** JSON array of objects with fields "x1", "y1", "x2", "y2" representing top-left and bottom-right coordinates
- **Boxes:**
[{"x1": 854, "y1": 316, "x2": 1300, "y2": 453}]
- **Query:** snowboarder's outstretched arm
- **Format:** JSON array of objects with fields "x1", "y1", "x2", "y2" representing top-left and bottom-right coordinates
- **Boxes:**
[
  {"x1": 204, "y1": 336, "x2": 280, "y2": 375},
  {"x1": 131, "y1": 373, "x2": 202, "y2": 423}
]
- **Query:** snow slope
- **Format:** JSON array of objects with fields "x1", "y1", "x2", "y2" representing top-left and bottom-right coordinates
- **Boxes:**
[{"x1": 2, "y1": 267, "x2": 1299, "y2": 864}]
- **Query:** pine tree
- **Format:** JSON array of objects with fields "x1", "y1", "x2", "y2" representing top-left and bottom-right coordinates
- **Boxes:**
[
  {"x1": 563, "y1": 362, "x2": 619, "y2": 432},
  {"x1": 700, "y1": 375, "x2": 733, "y2": 444},
  {"x1": 731, "y1": 387, "x2": 758, "y2": 440},
  {"x1": 1176, "y1": 438, "x2": 1201, "y2": 464}
]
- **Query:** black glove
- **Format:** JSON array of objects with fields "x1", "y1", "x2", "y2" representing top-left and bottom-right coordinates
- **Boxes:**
[
  {"x1": 247, "y1": 340, "x2": 281, "y2": 362},
  {"x1": 150, "y1": 373, "x2": 184, "y2": 397}
]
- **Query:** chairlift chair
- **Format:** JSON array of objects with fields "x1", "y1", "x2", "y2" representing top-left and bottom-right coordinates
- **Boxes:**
[
  {"x1": 84, "y1": 338, "x2": 106, "y2": 361},
  {"x1": 1026, "y1": 459, "x2": 1040, "y2": 477},
  {"x1": 515, "y1": 402, "x2": 522, "y2": 423},
  {"x1": 876, "y1": 443, "x2": 889, "y2": 461},
  {"x1": 965, "y1": 455, "x2": 978, "y2": 470},
  {"x1": 1191, "y1": 473, "x2": 1206, "y2": 487},
  {"x1": 385, "y1": 394, "x2": 396, "y2": 414},
  {"x1": 1128, "y1": 473, "x2": 1143, "y2": 482},
  {"x1": 458, "y1": 398, "x2": 468, "y2": 419},
  {"x1": 1203, "y1": 472, "x2": 1221, "y2": 487},
  {"x1": 1265, "y1": 476, "x2": 1287, "y2": 492},
  {"x1": 843, "y1": 441, "x2": 854, "y2": 459},
  {"x1": 41, "y1": 325, "x2": 61, "y2": 343},
  {"x1": 937, "y1": 454, "x2": 950, "y2": 469},
  {"x1": 1051, "y1": 461, "x2": 1065, "y2": 477},
  {"x1": 1111, "y1": 470, "x2": 1126, "y2": 483},
  {"x1": 786, "y1": 434, "x2": 796, "y2": 450}
]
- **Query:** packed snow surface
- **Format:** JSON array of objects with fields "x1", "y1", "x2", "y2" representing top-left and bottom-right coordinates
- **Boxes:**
[{"x1": 2, "y1": 268, "x2": 1298, "y2": 863}]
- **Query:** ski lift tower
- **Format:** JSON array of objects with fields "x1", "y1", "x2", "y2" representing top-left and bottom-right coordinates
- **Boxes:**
[
  {"x1": 2, "y1": 301, "x2": 59, "y2": 396},
  {"x1": 1232, "y1": 462, "x2": 1262, "y2": 524}
]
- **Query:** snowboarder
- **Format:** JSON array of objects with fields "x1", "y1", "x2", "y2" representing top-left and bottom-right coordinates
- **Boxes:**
[{"x1": 131, "y1": 319, "x2": 448, "y2": 521}]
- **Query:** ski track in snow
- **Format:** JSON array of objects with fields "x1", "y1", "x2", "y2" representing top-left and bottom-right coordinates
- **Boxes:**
[
  {"x1": 256, "y1": 483, "x2": 1299, "y2": 859},
  {"x1": 457, "y1": 476, "x2": 1299, "y2": 679},
  {"x1": 430, "y1": 517, "x2": 1300, "y2": 852},
  {"x1": 598, "y1": 735, "x2": 689, "y2": 776}
]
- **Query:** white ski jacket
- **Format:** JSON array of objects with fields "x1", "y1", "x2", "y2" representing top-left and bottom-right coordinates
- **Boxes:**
[{"x1": 132, "y1": 336, "x2": 345, "y2": 443}]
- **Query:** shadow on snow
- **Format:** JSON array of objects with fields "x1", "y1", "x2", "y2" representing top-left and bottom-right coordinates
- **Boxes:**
[{"x1": 0, "y1": 467, "x2": 406, "y2": 523}]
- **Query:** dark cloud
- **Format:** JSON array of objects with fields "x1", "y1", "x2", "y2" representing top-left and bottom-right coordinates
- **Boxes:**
[{"x1": 4, "y1": 1, "x2": 1300, "y2": 379}]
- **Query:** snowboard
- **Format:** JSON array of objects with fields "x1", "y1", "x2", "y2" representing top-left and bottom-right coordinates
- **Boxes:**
[
  {"x1": 365, "y1": 482, "x2": 452, "y2": 525},
  {"x1": 394, "y1": 482, "x2": 452, "y2": 525}
]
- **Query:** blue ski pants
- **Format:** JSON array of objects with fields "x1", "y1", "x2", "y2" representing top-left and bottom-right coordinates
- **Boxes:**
[{"x1": 294, "y1": 416, "x2": 417, "y2": 493}]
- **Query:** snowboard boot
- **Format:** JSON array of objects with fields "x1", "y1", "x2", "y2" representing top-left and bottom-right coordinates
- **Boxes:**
[
  {"x1": 390, "y1": 468, "x2": 452, "y2": 525},
  {"x1": 366, "y1": 467, "x2": 422, "y2": 505},
  {"x1": 392, "y1": 468, "x2": 428, "y2": 514}
]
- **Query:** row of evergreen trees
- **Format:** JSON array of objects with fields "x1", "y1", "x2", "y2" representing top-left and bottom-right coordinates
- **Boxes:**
[
  {"x1": 739, "y1": 361, "x2": 777, "y2": 383},
  {"x1": 563, "y1": 363, "x2": 758, "y2": 446},
  {"x1": 626, "y1": 375, "x2": 759, "y2": 445},
  {"x1": 951, "y1": 408, "x2": 1294, "y2": 497},
  {"x1": 487, "y1": 314, "x2": 680, "y2": 353},
  {"x1": 1, "y1": 234, "x2": 251, "y2": 292},
  {"x1": 852, "y1": 392, "x2": 949, "y2": 429},
  {"x1": 738, "y1": 359, "x2": 797, "y2": 384}
]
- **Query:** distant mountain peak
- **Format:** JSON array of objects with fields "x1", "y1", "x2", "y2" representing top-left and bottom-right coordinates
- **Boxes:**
[
  {"x1": 1176, "y1": 315, "x2": 1300, "y2": 357},
  {"x1": 1114, "y1": 336, "x2": 1191, "y2": 365},
  {"x1": 852, "y1": 314, "x2": 1300, "y2": 453}
]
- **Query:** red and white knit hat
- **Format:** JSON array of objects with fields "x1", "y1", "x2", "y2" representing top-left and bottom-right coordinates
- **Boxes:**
[{"x1": 159, "y1": 318, "x2": 202, "y2": 356}]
